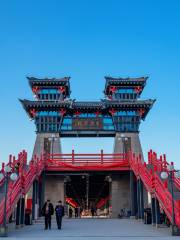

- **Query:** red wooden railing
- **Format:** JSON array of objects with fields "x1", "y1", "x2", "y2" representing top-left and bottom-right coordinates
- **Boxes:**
[{"x1": 45, "y1": 151, "x2": 129, "y2": 171}]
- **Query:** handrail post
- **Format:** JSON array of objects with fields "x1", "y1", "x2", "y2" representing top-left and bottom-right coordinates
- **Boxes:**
[
  {"x1": 159, "y1": 155, "x2": 163, "y2": 172},
  {"x1": 9, "y1": 155, "x2": 12, "y2": 166},
  {"x1": 2, "y1": 163, "x2": 5, "y2": 173},
  {"x1": 13, "y1": 156, "x2": 16, "y2": 165},
  {"x1": 149, "y1": 149, "x2": 153, "y2": 164},
  {"x1": 101, "y1": 150, "x2": 103, "y2": 164},
  {"x1": 163, "y1": 154, "x2": 167, "y2": 169},
  {"x1": 72, "y1": 149, "x2": 74, "y2": 164},
  {"x1": 148, "y1": 151, "x2": 150, "y2": 164},
  {"x1": 23, "y1": 151, "x2": 27, "y2": 166}
]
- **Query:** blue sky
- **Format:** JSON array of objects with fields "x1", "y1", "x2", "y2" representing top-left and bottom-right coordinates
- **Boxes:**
[{"x1": 0, "y1": 0, "x2": 180, "y2": 167}]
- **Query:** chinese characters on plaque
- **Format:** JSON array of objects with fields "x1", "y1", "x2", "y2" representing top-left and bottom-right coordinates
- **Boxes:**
[{"x1": 72, "y1": 118, "x2": 103, "y2": 130}]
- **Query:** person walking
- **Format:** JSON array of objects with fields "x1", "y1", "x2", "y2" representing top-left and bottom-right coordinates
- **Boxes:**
[
  {"x1": 42, "y1": 199, "x2": 54, "y2": 230},
  {"x1": 55, "y1": 200, "x2": 64, "y2": 230}
]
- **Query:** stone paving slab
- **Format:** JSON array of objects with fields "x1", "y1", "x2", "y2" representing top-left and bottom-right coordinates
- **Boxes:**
[{"x1": 2, "y1": 218, "x2": 179, "y2": 240}]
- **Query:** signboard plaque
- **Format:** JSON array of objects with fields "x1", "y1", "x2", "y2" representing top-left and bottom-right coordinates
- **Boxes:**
[{"x1": 72, "y1": 118, "x2": 103, "y2": 130}]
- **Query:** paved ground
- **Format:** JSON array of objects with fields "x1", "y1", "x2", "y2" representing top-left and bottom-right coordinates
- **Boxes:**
[{"x1": 3, "y1": 218, "x2": 179, "y2": 240}]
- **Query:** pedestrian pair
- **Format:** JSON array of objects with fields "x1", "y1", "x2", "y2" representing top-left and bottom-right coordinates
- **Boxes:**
[{"x1": 41, "y1": 200, "x2": 64, "y2": 230}]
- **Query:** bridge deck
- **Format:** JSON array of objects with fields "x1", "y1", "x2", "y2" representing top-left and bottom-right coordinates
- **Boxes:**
[{"x1": 7, "y1": 218, "x2": 176, "y2": 240}]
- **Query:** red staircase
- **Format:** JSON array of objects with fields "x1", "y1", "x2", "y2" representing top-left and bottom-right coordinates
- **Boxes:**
[
  {"x1": 130, "y1": 150, "x2": 180, "y2": 228},
  {"x1": 66, "y1": 197, "x2": 79, "y2": 208},
  {"x1": 0, "y1": 151, "x2": 44, "y2": 224},
  {"x1": 96, "y1": 196, "x2": 110, "y2": 209}
]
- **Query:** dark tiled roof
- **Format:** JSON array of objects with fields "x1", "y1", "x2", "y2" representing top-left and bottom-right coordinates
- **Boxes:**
[
  {"x1": 103, "y1": 99, "x2": 155, "y2": 106},
  {"x1": 27, "y1": 76, "x2": 71, "y2": 96},
  {"x1": 20, "y1": 98, "x2": 155, "y2": 120},
  {"x1": 104, "y1": 76, "x2": 148, "y2": 95},
  {"x1": 27, "y1": 76, "x2": 70, "y2": 83}
]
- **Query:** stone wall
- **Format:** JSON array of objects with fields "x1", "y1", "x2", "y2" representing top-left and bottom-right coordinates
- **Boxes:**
[
  {"x1": 45, "y1": 175, "x2": 64, "y2": 206},
  {"x1": 111, "y1": 172, "x2": 130, "y2": 218},
  {"x1": 33, "y1": 133, "x2": 61, "y2": 158},
  {"x1": 113, "y1": 132, "x2": 144, "y2": 161}
]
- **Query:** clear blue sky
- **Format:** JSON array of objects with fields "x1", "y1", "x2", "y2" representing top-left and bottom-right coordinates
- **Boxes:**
[{"x1": 0, "y1": 0, "x2": 180, "y2": 167}]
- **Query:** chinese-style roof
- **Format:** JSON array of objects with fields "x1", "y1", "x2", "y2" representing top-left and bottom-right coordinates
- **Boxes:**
[
  {"x1": 104, "y1": 76, "x2": 148, "y2": 95},
  {"x1": 19, "y1": 99, "x2": 71, "y2": 118},
  {"x1": 20, "y1": 99, "x2": 155, "y2": 120},
  {"x1": 20, "y1": 99, "x2": 71, "y2": 108},
  {"x1": 27, "y1": 76, "x2": 71, "y2": 96},
  {"x1": 103, "y1": 99, "x2": 155, "y2": 119},
  {"x1": 103, "y1": 99, "x2": 155, "y2": 108}
]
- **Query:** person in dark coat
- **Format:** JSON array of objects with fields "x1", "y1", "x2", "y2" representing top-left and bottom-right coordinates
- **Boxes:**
[
  {"x1": 75, "y1": 207, "x2": 78, "y2": 218},
  {"x1": 42, "y1": 199, "x2": 54, "y2": 230},
  {"x1": 91, "y1": 206, "x2": 95, "y2": 217},
  {"x1": 69, "y1": 207, "x2": 73, "y2": 218},
  {"x1": 55, "y1": 200, "x2": 64, "y2": 230}
]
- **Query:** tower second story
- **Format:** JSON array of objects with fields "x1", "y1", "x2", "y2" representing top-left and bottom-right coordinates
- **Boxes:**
[
  {"x1": 28, "y1": 76, "x2": 71, "y2": 101},
  {"x1": 104, "y1": 76, "x2": 147, "y2": 100}
]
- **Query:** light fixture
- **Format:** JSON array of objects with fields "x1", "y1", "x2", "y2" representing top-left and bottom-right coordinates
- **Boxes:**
[
  {"x1": 175, "y1": 171, "x2": 180, "y2": 178},
  {"x1": 108, "y1": 176, "x2": 112, "y2": 183},
  {"x1": 4, "y1": 165, "x2": 12, "y2": 173},
  {"x1": 10, "y1": 173, "x2": 18, "y2": 181},
  {"x1": 160, "y1": 171, "x2": 168, "y2": 180},
  {"x1": 0, "y1": 173, "x2": 4, "y2": 181},
  {"x1": 105, "y1": 175, "x2": 112, "y2": 182}
]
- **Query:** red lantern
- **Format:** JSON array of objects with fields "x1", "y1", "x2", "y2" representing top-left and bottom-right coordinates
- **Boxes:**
[
  {"x1": 32, "y1": 86, "x2": 40, "y2": 94},
  {"x1": 138, "y1": 108, "x2": 145, "y2": 117},
  {"x1": 109, "y1": 86, "x2": 117, "y2": 93},
  {"x1": 134, "y1": 86, "x2": 142, "y2": 94},
  {"x1": 59, "y1": 108, "x2": 66, "y2": 116},
  {"x1": 109, "y1": 108, "x2": 116, "y2": 116},
  {"x1": 95, "y1": 111, "x2": 101, "y2": 116},
  {"x1": 30, "y1": 109, "x2": 37, "y2": 117},
  {"x1": 74, "y1": 110, "x2": 81, "y2": 116},
  {"x1": 58, "y1": 86, "x2": 66, "y2": 93}
]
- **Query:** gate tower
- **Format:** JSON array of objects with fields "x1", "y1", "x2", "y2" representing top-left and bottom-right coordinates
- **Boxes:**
[{"x1": 20, "y1": 76, "x2": 155, "y2": 216}]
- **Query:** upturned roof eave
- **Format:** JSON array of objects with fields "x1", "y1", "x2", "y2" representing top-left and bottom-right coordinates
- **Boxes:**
[
  {"x1": 104, "y1": 76, "x2": 148, "y2": 95},
  {"x1": 27, "y1": 76, "x2": 71, "y2": 96}
]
